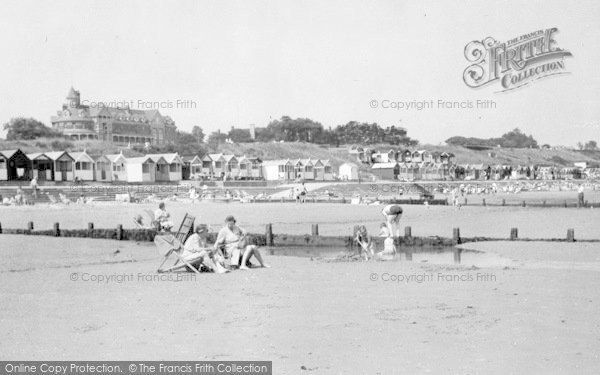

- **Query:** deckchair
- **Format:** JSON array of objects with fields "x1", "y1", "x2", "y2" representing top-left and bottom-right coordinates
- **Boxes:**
[
  {"x1": 155, "y1": 234, "x2": 202, "y2": 274},
  {"x1": 155, "y1": 213, "x2": 199, "y2": 273}
]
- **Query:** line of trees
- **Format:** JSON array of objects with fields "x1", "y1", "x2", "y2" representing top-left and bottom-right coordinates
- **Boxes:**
[
  {"x1": 2, "y1": 117, "x2": 64, "y2": 140},
  {"x1": 445, "y1": 128, "x2": 539, "y2": 148},
  {"x1": 204, "y1": 116, "x2": 419, "y2": 147}
]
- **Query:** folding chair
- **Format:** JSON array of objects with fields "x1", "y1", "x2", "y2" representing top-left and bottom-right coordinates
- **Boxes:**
[
  {"x1": 155, "y1": 213, "x2": 199, "y2": 273},
  {"x1": 154, "y1": 234, "x2": 202, "y2": 274},
  {"x1": 174, "y1": 213, "x2": 195, "y2": 244}
]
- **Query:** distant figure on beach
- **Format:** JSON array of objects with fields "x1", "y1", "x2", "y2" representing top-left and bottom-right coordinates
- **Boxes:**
[
  {"x1": 14, "y1": 186, "x2": 24, "y2": 205},
  {"x1": 183, "y1": 225, "x2": 228, "y2": 274},
  {"x1": 381, "y1": 204, "x2": 403, "y2": 237},
  {"x1": 30, "y1": 177, "x2": 38, "y2": 198},
  {"x1": 578, "y1": 184, "x2": 585, "y2": 208},
  {"x1": 295, "y1": 182, "x2": 308, "y2": 203},
  {"x1": 189, "y1": 187, "x2": 200, "y2": 202},
  {"x1": 154, "y1": 202, "x2": 174, "y2": 231},
  {"x1": 214, "y1": 215, "x2": 270, "y2": 270}
]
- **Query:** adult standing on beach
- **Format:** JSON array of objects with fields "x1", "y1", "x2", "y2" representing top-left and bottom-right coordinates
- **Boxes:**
[
  {"x1": 578, "y1": 184, "x2": 585, "y2": 208},
  {"x1": 30, "y1": 177, "x2": 38, "y2": 199},
  {"x1": 381, "y1": 204, "x2": 403, "y2": 238}
]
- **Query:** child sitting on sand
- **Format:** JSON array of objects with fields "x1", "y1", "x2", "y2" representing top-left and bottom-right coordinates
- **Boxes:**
[{"x1": 355, "y1": 225, "x2": 374, "y2": 260}]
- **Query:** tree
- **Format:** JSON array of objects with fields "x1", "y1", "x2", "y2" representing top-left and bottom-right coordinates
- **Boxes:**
[
  {"x1": 191, "y1": 126, "x2": 205, "y2": 144},
  {"x1": 228, "y1": 128, "x2": 253, "y2": 143},
  {"x1": 3, "y1": 117, "x2": 62, "y2": 140},
  {"x1": 584, "y1": 140, "x2": 598, "y2": 150},
  {"x1": 446, "y1": 128, "x2": 538, "y2": 148},
  {"x1": 500, "y1": 128, "x2": 538, "y2": 148},
  {"x1": 207, "y1": 131, "x2": 228, "y2": 147}
]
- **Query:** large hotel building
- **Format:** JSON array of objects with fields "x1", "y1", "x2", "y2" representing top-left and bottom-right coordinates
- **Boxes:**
[{"x1": 50, "y1": 87, "x2": 177, "y2": 145}]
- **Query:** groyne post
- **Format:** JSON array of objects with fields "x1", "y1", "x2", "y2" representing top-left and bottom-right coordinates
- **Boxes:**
[
  {"x1": 567, "y1": 229, "x2": 575, "y2": 242},
  {"x1": 0, "y1": 222, "x2": 2, "y2": 234},
  {"x1": 265, "y1": 224, "x2": 274, "y2": 246},
  {"x1": 312, "y1": 224, "x2": 319, "y2": 236},
  {"x1": 116, "y1": 224, "x2": 123, "y2": 240},
  {"x1": 453, "y1": 227, "x2": 461, "y2": 244},
  {"x1": 53, "y1": 223, "x2": 60, "y2": 237},
  {"x1": 502, "y1": 199, "x2": 506, "y2": 206},
  {"x1": 510, "y1": 227, "x2": 518, "y2": 240},
  {"x1": 87, "y1": 222, "x2": 94, "y2": 238},
  {"x1": 482, "y1": 198, "x2": 486, "y2": 207},
  {"x1": 522, "y1": 200, "x2": 526, "y2": 207},
  {"x1": 27, "y1": 221, "x2": 34, "y2": 231},
  {"x1": 404, "y1": 226, "x2": 412, "y2": 238}
]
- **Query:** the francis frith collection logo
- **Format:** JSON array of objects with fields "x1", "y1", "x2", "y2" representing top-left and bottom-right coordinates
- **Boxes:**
[{"x1": 463, "y1": 28, "x2": 572, "y2": 92}]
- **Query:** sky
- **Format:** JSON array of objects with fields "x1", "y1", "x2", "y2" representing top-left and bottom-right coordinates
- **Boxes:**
[{"x1": 1, "y1": 0, "x2": 599, "y2": 146}]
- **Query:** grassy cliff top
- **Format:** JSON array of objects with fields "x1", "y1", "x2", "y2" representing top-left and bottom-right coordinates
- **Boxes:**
[{"x1": 0, "y1": 138, "x2": 598, "y2": 168}]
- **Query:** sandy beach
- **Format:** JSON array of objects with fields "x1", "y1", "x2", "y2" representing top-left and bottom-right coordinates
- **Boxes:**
[{"x1": 1, "y1": 234, "x2": 599, "y2": 374}]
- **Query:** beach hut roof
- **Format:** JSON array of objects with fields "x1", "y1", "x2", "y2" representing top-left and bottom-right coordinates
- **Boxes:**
[
  {"x1": 371, "y1": 162, "x2": 398, "y2": 169},
  {"x1": 146, "y1": 153, "x2": 182, "y2": 164},
  {"x1": 69, "y1": 151, "x2": 95, "y2": 163},
  {"x1": 222, "y1": 154, "x2": 237, "y2": 163},
  {"x1": 105, "y1": 153, "x2": 127, "y2": 163},
  {"x1": 127, "y1": 156, "x2": 157, "y2": 164},
  {"x1": 27, "y1": 152, "x2": 50, "y2": 161},
  {"x1": 45, "y1": 151, "x2": 74, "y2": 161},
  {"x1": 93, "y1": 154, "x2": 111, "y2": 163},
  {"x1": 0, "y1": 150, "x2": 20, "y2": 159},
  {"x1": 208, "y1": 153, "x2": 225, "y2": 161},
  {"x1": 262, "y1": 159, "x2": 290, "y2": 166}
]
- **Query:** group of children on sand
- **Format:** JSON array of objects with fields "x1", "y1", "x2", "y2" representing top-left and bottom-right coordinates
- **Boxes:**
[{"x1": 354, "y1": 204, "x2": 403, "y2": 260}]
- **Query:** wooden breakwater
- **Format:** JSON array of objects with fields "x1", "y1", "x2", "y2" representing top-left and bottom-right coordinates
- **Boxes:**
[{"x1": 0, "y1": 222, "x2": 595, "y2": 248}]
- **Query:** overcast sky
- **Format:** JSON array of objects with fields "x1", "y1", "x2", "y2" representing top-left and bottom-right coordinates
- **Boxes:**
[{"x1": 1, "y1": 0, "x2": 599, "y2": 146}]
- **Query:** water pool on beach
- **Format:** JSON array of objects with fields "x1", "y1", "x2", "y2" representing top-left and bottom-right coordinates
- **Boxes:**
[{"x1": 269, "y1": 245, "x2": 515, "y2": 267}]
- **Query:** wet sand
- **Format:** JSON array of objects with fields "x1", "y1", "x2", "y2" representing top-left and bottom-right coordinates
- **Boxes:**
[
  {"x1": 1, "y1": 235, "x2": 599, "y2": 373},
  {"x1": 1, "y1": 199, "x2": 600, "y2": 239}
]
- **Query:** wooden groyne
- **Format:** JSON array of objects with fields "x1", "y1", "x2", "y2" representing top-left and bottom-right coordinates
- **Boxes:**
[{"x1": 0, "y1": 222, "x2": 596, "y2": 248}]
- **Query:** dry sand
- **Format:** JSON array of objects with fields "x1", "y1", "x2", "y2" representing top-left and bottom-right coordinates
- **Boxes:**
[{"x1": 1, "y1": 235, "x2": 599, "y2": 374}]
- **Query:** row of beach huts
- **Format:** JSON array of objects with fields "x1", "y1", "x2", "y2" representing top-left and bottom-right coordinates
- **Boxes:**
[{"x1": 0, "y1": 149, "x2": 337, "y2": 183}]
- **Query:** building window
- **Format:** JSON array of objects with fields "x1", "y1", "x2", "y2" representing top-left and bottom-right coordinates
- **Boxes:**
[
  {"x1": 142, "y1": 164, "x2": 149, "y2": 173},
  {"x1": 0, "y1": 160, "x2": 5, "y2": 169},
  {"x1": 75, "y1": 162, "x2": 81, "y2": 170},
  {"x1": 169, "y1": 164, "x2": 178, "y2": 173}
]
